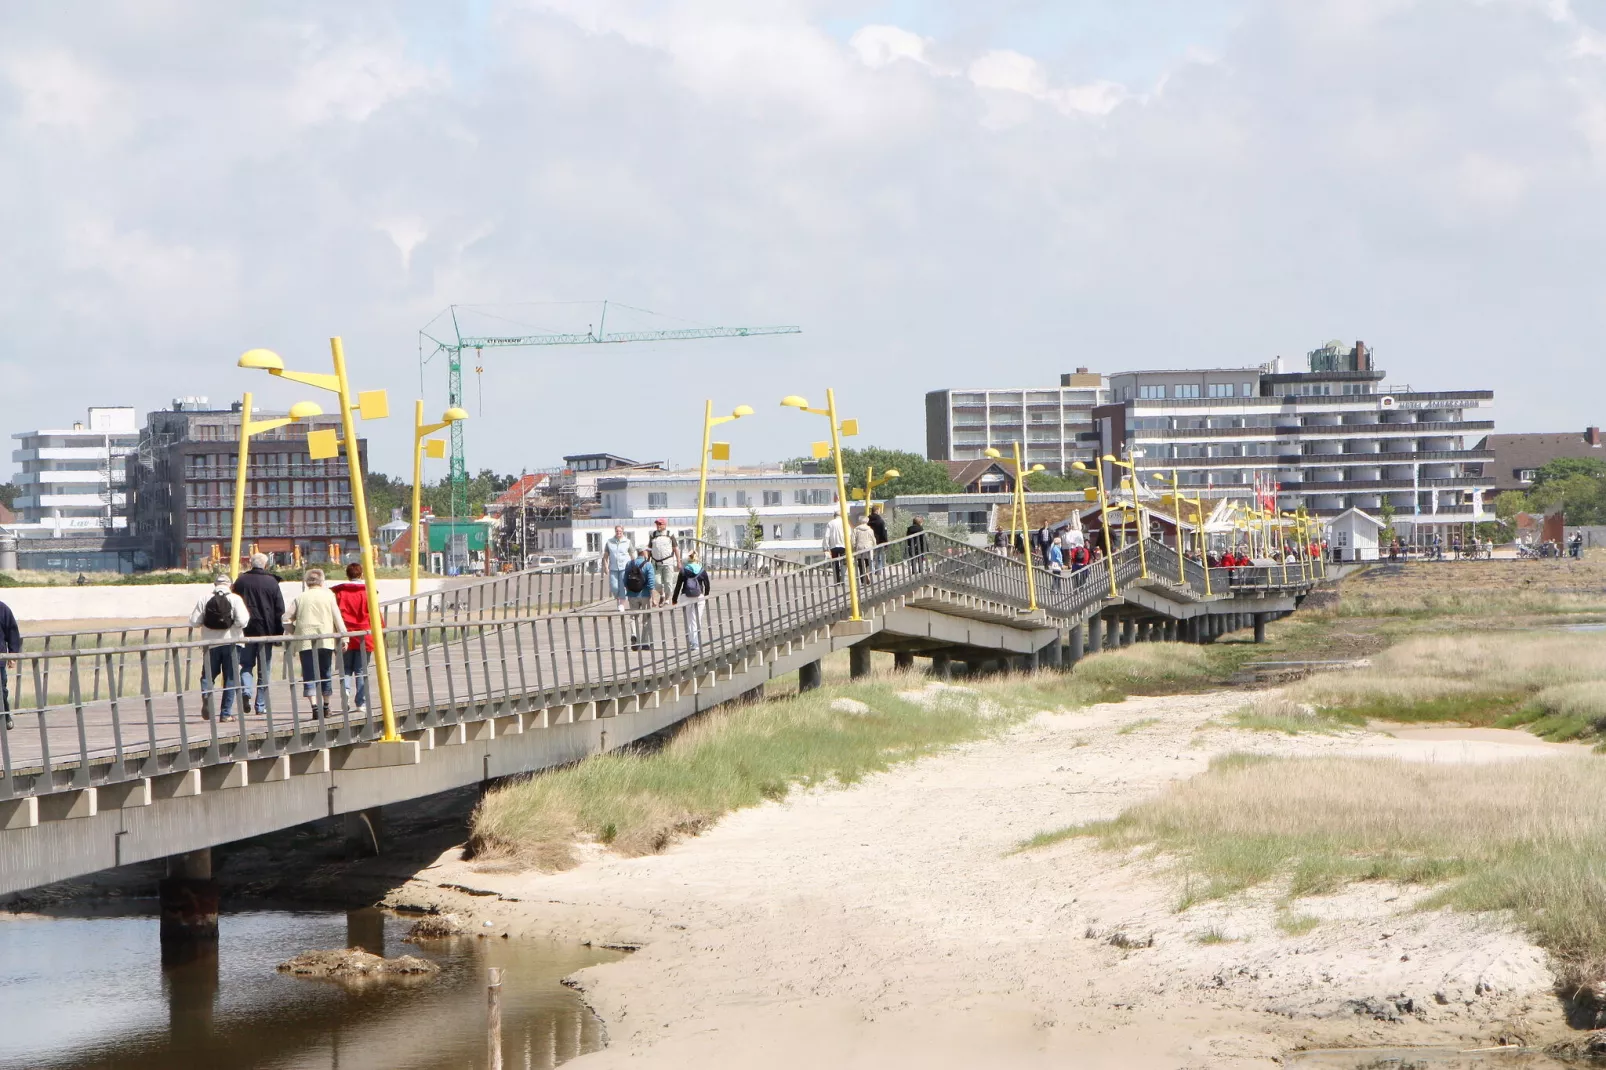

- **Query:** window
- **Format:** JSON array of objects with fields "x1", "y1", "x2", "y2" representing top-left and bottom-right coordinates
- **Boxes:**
[
  {"x1": 585, "y1": 531, "x2": 602, "y2": 552},
  {"x1": 1173, "y1": 384, "x2": 1202, "y2": 399},
  {"x1": 813, "y1": 523, "x2": 828, "y2": 539},
  {"x1": 735, "y1": 491, "x2": 750, "y2": 507},
  {"x1": 647, "y1": 492, "x2": 668, "y2": 509},
  {"x1": 1207, "y1": 383, "x2": 1235, "y2": 398},
  {"x1": 772, "y1": 524, "x2": 783, "y2": 540},
  {"x1": 1518, "y1": 469, "x2": 1537, "y2": 483},
  {"x1": 764, "y1": 490, "x2": 782, "y2": 506},
  {"x1": 705, "y1": 491, "x2": 717, "y2": 507},
  {"x1": 1138, "y1": 385, "x2": 1166, "y2": 399},
  {"x1": 1242, "y1": 383, "x2": 1254, "y2": 397}
]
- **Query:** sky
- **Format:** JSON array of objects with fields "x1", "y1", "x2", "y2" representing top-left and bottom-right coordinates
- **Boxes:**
[{"x1": 3, "y1": 0, "x2": 1604, "y2": 479}]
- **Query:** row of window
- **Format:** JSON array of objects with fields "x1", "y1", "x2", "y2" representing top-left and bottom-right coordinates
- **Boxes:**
[
  {"x1": 185, "y1": 509, "x2": 356, "y2": 536},
  {"x1": 1124, "y1": 382, "x2": 1255, "y2": 401}
]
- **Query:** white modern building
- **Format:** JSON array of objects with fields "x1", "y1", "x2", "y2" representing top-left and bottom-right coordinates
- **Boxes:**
[
  {"x1": 1094, "y1": 341, "x2": 1496, "y2": 530},
  {"x1": 10, "y1": 407, "x2": 140, "y2": 538},
  {"x1": 925, "y1": 369, "x2": 1108, "y2": 471},
  {"x1": 529, "y1": 467, "x2": 845, "y2": 562}
]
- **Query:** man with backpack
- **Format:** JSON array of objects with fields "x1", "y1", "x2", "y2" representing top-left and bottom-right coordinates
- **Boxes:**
[
  {"x1": 905, "y1": 515, "x2": 927, "y2": 572},
  {"x1": 647, "y1": 518, "x2": 680, "y2": 607},
  {"x1": 232, "y1": 552, "x2": 284, "y2": 715},
  {"x1": 622, "y1": 547, "x2": 657, "y2": 650},
  {"x1": 867, "y1": 504, "x2": 889, "y2": 572},
  {"x1": 0, "y1": 597, "x2": 19, "y2": 731},
  {"x1": 188, "y1": 575, "x2": 250, "y2": 722},
  {"x1": 672, "y1": 550, "x2": 713, "y2": 649}
]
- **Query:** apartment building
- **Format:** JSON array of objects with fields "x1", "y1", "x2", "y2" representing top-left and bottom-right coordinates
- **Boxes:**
[
  {"x1": 1092, "y1": 341, "x2": 1495, "y2": 528},
  {"x1": 6, "y1": 407, "x2": 149, "y2": 572},
  {"x1": 529, "y1": 467, "x2": 843, "y2": 562},
  {"x1": 925, "y1": 369, "x2": 1107, "y2": 472},
  {"x1": 126, "y1": 398, "x2": 367, "y2": 570}
]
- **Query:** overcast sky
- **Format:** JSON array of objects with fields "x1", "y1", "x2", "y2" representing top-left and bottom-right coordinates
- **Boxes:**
[{"x1": 2, "y1": 0, "x2": 1602, "y2": 478}]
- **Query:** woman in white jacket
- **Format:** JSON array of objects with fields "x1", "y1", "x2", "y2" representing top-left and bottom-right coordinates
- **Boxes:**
[{"x1": 285, "y1": 569, "x2": 346, "y2": 718}]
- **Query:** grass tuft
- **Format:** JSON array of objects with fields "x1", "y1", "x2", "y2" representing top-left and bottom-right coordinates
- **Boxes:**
[{"x1": 1231, "y1": 695, "x2": 1360, "y2": 734}]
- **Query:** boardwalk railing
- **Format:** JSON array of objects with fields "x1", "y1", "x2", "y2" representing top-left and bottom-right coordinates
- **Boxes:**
[{"x1": 0, "y1": 534, "x2": 1315, "y2": 803}]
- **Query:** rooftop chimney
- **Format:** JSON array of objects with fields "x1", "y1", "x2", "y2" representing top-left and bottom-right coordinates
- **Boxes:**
[{"x1": 1589, "y1": 426, "x2": 1601, "y2": 448}]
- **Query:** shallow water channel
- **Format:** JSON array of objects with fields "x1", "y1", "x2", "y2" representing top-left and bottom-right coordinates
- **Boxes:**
[
  {"x1": 0, "y1": 905, "x2": 622, "y2": 1070},
  {"x1": 1290, "y1": 1049, "x2": 1573, "y2": 1068}
]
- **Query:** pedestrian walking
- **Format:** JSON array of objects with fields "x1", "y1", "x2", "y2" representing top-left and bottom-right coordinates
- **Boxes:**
[
  {"x1": 0, "y1": 597, "x2": 19, "y2": 731},
  {"x1": 285, "y1": 568, "x2": 344, "y2": 718},
  {"x1": 905, "y1": 515, "x2": 928, "y2": 571},
  {"x1": 331, "y1": 562, "x2": 373, "y2": 715},
  {"x1": 851, "y1": 512, "x2": 877, "y2": 581},
  {"x1": 623, "y1": 548, "x2": 656, "y2": 650},
  {"x1": 647, "y1": 518, "x2": 680, "y2": 606},
  {"x1": 189, "y1": 574, "x2": 250, "y2": 722},
  {"x1": 823, "y1": 513, "x2": 847, "y2": 583},
  {"x1": 232, "y1": 552, "x2": 284, "y2": 715},
  {"x1": 867, "y1": 504, "x2": 889, "y2": 571},
  {"x1": 1047, "y1": 540, "x2": 1065, "y2": 591},
  {"x1": 672, "y1": 550, "x2": 712, "y2": 649},
  {"x1": 1038, "y1": 524, "x2": 1054, "y2": 570},
  {"x1": 601, "y1": 525, "x2": 634, "y2": 611}
]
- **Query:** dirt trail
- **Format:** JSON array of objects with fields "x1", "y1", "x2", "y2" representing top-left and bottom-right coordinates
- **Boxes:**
[{"x1": 407, "y1": 688, "x2": 1574, "y2": 1068}]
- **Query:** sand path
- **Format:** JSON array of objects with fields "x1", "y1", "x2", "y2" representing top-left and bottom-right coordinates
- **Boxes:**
[{"x1": 408, "y1": 687, "x2": 1575, "y2": 1068}]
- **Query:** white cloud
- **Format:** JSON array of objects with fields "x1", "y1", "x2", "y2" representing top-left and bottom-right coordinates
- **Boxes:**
[
  {"x1": 849, "y1": 24, "x2": 933, "y2": 69},
  {"x1": 967, "y1": 49, "x2": 1127, "y2": 117}
]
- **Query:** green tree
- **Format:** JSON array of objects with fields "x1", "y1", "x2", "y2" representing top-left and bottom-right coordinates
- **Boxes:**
[
  {"x1": 782, "y1": 446, "x2": 961, "y2": 498},
  {"x1": 741, "y1": 505, "x2": 763, "y2": 550},
  {"x1": 0, "y1": 483, "x2": 17, "y2": 510},
  {"x1": 1378, "y1": 498, "x2": 1396, "y2": 544},
  {"x1": 1024, "y1": 469, "x2": 1095, "y2": 494}
]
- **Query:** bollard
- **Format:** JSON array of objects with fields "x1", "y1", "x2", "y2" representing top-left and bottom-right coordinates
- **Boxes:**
[{"x1": 487, "y1": 966, "x2": 504, "y2": 1070}]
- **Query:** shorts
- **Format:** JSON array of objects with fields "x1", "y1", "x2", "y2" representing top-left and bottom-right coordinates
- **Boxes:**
[{"x1": 652, "y1": 561, "x2": 674, "y2": 592}]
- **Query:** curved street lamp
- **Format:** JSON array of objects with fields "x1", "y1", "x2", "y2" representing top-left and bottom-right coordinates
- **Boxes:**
[
  {"x1": 781, "y1": 391, "x2": 862, "y2": 620},
  {"x1": 985, "y1": 445, "x2": 1045, "y2": 610},
  {"x1": 230, "y1": 396, "x2": 323, "y2": 580},
  {"x1": 411, "y1": 402, "x2": 469, "y2": 617},
  {"x1": 696, "y1": 402, "x2": 754, "y2": 549}
]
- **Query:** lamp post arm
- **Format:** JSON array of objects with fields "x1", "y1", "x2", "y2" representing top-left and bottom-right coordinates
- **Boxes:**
[{"x1": 268, "y1": 368, "x2": 341, "y2": 393}]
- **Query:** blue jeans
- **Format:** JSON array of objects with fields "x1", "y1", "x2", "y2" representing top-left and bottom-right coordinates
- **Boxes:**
[
  {"x1": 298, "y1": 648, "x2": 335, "y2": 698},
  {"x1": 239, "y1": 642, "x2": 274, "y2": 712},
  {"x1": 201, "y1": 645, "x2": 240, "y2": 718},
  {"x1": 609, "y1": 568, "x2": 629, "y2": 600},
  {"x1": 343, "y1": 648, "x2": 369, "y2": 708}
]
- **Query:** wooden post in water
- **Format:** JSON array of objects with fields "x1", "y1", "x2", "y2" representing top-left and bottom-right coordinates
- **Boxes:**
[{"x1": 487, "y1": 966, "x2": 503, "y2": 1070}]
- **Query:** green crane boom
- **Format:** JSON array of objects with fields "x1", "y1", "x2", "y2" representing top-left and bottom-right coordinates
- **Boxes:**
[{"x1": 420, "y1": 302, "x2": 802, "y2": 519}]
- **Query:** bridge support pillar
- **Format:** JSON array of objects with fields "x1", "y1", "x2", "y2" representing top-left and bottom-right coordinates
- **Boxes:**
[
  {"x1": 159, "y1": 848, "x2": 218, "y2": 952},
  {"x1": 1042, "y1": 639, "x2": 1061, "y2": 669},
  {"x1": 344, "y1": 807, "x2": 384, "y2": 857},
  {"x1": 849, "y1": 645, "x2": 873, "y2": 680},
  {"x1": 1188, "y1": 617, "x2": 1203, "y2": 644},
  {"x1": 1086, "y1": 616, "x2": 1102, "y2": 655},
  {"x1": 893, "y1": 652, "x2": 915, "y2": 672},
  {"x1": 931, "y1": 654, "x2": 951, "y2": 679},
  {"x1": 1164, "y1": 620, "x2": 1177, "y2": 641},
  {"x1": 1121, "y1": 618, "x2": 1135, "y2": 648},
  {"x1": 798, "y1": 659, "x2": 823, "y2": 693},
  {"x1": 1068, "y1": 624, "x2": 1084, "y2": 666},
  {"x1": 1253, "y1": 612, "x2": 1266, "y2": 644}
]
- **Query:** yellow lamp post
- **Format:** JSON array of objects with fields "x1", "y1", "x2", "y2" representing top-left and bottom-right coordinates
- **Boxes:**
[
  {"x1": 411, "y1": 401, "x2": 469, "y2": 617},
  {"x1": 230, "y1": 395, "x2": 323, "y2": 580},
  {"x1": 781, "y1": 391, "x2": 861, "y2": 620},
  {"x1": 1149, "y1": 471, "x2": 1188, "y2": 586},
  {"x1": 695, "y1": 402, "x2": 754, "y2": 547},
  {"x1": 1070, "y1": 459, "x2": 1119, "y2": 599},
  {"x1": 984, "y1": 446, "x2": 1044, "y2": 610},
  {"x1": 852, "y1": 466, "x2": 901, "y2": 503},
  {"x1": 1103, "y1": 455, "x2": 1148, "y2": 580},
  {"x1": 238, "y1": 341, "x2": 399, "y2": 741}
]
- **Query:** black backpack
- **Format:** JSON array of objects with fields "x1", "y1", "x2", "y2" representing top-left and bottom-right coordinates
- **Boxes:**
[
  {"x1": 681, "y1": 568, "x2": 703, "y2": 598},
  {"x1": 623, "y1": 560, "x2": 648, "y2": 594},
  {"x1": 202, "y1": 591, "x2": 234, "y2": 630}
]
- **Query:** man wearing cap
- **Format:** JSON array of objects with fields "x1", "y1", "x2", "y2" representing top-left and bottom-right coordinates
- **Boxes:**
[{"x1": 647, "y1": 518, "x2": 680, "y2": 608}]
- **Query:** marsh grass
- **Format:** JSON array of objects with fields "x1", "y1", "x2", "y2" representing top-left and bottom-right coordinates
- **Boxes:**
[
  {"x1": 472, "y1": 673, "x2": 1112, "y2": 870},
  {"x1": 1027, "y1": 752, "x2": 1606, "y2": 967},
  {"x1": 1117, "y1": 717, "x2": 1162, "y2": 735},
  {"x1": 1071, "y1": 642, "x2": 1224, "y2": 692},
  {"x1": 1287, "y1": 631, "x2": 1606, "y2": 733},
  {"x1": 1231, "y1": 695, "x2": 1361, "y2": 734}
]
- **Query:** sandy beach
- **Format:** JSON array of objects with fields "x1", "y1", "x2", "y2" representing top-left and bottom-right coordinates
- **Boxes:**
[{"x1": 397, "y1": 686, "x2": 1578, "y2": 1068}]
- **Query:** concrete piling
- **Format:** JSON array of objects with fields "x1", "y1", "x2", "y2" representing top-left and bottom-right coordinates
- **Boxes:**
[
  {"x1": 1086, "y1": 615, "x2": 1102, "y2": 655},
  {"x1": 1121, "y1": 618, "x2": 1135, "y2": 647},
  {"x1": 798, "y1": 659, "x2": 823, "y2": 692},
  {"x1": 1253, "y1": 612, "x2": 1266, "y2": 643},
  {"x1": 893, "y1": 652, "x2": 915, "y2": 672},
  {"x1": 849, "y1": 645, "x2": 873, "y2": 680},
  {"x1": 159, "y1": 848, "x2": 218, "y2": 952},
  {"x1": 1068, "y1": 624, "x2": 1085, "y2": 666}
]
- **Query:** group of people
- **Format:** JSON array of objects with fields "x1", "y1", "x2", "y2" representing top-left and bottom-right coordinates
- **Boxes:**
[
  {"x1": 187, "y1": 553, "x2": 374, "y2": 721},
  {"x1": 820, "y1": 507, "x2": 928, "y2": 583},
  {"x1": 600, "y1": 519, "x2": 714, "y2": 650},
  {"x1": 1386, "y1": 535, "x2": 1496, "y2": 561}
]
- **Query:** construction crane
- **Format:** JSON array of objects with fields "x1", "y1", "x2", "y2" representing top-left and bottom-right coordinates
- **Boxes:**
[{"x1": 419, "y1": 302, "x2": 802, "y2": 518}]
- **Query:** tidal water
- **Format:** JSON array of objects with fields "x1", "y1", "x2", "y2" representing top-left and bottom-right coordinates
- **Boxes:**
[{"x1": 0, "y1": 905, "x2": 622, "y2": 1070}]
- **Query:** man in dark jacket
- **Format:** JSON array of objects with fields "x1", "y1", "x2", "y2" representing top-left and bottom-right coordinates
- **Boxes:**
[
  {"x1": 867, "y1": 505, "x2": 889, "y2": 572},
  {"x1": 0, "y1": 598, "x2": 19, "y2": 729},
  {"x1": 232, "y1": 553, "x2": 285, "y2": 715},
  {"x1": 905, "y1": 515, "x2": 928, "y2": 572}
]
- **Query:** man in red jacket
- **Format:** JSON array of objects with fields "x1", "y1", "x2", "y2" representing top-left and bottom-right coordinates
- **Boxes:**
[{"x1": 331, "y1": 562, "x2": 374, "y2": 715}]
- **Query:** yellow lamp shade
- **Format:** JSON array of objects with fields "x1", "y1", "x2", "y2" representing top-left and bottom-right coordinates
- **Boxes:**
[
  {"x1": 357, "y1": 389, "x2": 389, "y2": 421},
  {"x1": 984, "y1": 447, "x2": 1003, "y2": 459},
  {"x1": 307, "y1": 427, "x2": 341, "y2": 460},
  {"x1": 780, "y1": 395, "x2": 809, "y2": 409},
  {"x1": 1070, "y1": 461, "x2": 1088, "y2": 471},
  {"x1": 839, "y1": 418, "x2": 859, "y2": 437},
  {"x1": 883, "y1": 468, "x2": 901, "y2": 480},
  {"x1": 287, "y1": 401, "x2": 323, "y2": 419},
  {"x1": 710, "y1": 442, "x2": 731, "y2": 461},
  {"x1": 1029, "y1": 464, "x2": 1046, "y2": 473},
  {"x1": 732, "y1": 405, "x2": 755, "y2": 418},
  {"x1": 442, "y1": 407, "x2": 469, "y2": 422},
  {"x1": 237, "y1": 348, "x2": 284, "y2": 371}
]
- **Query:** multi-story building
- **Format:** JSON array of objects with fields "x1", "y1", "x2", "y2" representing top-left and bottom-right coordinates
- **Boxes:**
[
  {"x1": 529, "y1": 467, "x2": 843, "y2": 562},
  {"x1": 925, "y1": 369, "x2": 1107, "y2": 471},
  {"x1": 1092, "y1": 341, "x2": 1495, "y2": 529},
  {"x1": 127, "y1": 398, "x2": 367, "y2": 570},
  {"x1": 6, "y1": 407, "x2": 149, "y2": 572},
  {"x1": 1473, "y1": 426, "x2": 1603, "y2": 496}
]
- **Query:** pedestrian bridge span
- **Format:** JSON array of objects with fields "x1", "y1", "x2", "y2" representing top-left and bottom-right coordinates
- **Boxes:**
[{"x1": 0, "y1": 534, "x2": 1317, "y2": 896}]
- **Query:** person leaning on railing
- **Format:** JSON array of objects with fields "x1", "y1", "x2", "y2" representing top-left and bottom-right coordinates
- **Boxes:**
[
  {"x1": 0, "y1": 596, "x2": 19, "y2": 731},
  {"x1": 905, "y1": 516, "x2": 928, "y2": 573}
]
